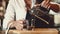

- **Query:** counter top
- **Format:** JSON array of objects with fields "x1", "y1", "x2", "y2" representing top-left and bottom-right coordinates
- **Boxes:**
[
  {"x1": 0, "y1": 28, "x2": 58, "y2": 34},
  {"x1": 8, "y1": 28, "x2": 58, "y2": 34}
]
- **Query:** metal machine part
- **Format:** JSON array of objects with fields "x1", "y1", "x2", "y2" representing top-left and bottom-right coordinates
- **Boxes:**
[{"x1": 29, "y1": 6, "x2": 53, "y2": 24}]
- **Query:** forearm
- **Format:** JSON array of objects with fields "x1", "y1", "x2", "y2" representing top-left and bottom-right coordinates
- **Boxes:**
[{"x1": 50, "y1": 4, "x2": 60, "y2": 13}]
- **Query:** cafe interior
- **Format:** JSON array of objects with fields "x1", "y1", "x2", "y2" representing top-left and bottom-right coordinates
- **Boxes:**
[{"x1": 0, "y1": 0, "x2": 60, "y2": 34}]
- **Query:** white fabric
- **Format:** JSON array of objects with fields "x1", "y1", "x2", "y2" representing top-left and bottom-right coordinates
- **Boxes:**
[
  {"x1": 49, "y1": 10, "x2": 60, "y2": 25},
  {"x1": 49, "y1": 2, "x2": 60, "y2": 25},
  {"x1": 54, "y1": 14, "x2": 60, "y2": 24},
  {"x1": 3, "y1": 0, "x2": 27, "y2": 30}
]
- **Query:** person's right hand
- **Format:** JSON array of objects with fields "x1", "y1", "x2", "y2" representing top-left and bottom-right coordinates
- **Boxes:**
[
  {"x1": 14, "y1": 20, "x2": 24, "y2": 30},
  {"x1": 8, "y1": 20, "x2": 24, "y2": 30}
]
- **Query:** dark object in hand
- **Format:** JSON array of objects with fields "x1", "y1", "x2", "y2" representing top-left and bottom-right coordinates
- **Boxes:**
[
  {"x1": 28, "y1": 6, "x2": 54, "y2": 28},
  {"x1": 29, "y1": 6, "x2": 50, "y2": 17}
]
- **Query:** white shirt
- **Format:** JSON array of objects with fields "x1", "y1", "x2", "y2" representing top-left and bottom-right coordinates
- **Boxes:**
[
  {"x1": 49, "y1": 2, "x2": 60, "y2": 25},
  {"x1": 3, "y1": 0, "x2": 60, "y2": 30},
  {"x1": 3, "y1": 0, "x2": 27, "y2": 30}
]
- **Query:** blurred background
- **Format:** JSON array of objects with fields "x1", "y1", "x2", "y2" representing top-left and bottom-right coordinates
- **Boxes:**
[{"x1": 0, "y1": 0, "x2": 60, "y2": 29}]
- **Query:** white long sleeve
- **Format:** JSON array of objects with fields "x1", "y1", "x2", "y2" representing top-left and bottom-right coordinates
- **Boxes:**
[
  {"x1": 49, "y1": 2, "x2": 60, "y2": 26},
  {"x1": 3, "y1": 0, "x2": 27, "y2": 30},
  {"x1": 3, "y1": 0, "x2": 15, "y2": 30}
]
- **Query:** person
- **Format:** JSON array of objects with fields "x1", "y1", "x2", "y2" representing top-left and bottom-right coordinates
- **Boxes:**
[{"x1": 3, "y1": 0, "x2": 60, "y2": 30}]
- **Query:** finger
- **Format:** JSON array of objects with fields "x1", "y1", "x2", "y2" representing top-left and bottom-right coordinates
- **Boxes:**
[
  {"x1": 43, "y1": 0, "x2": 50, "y2": 6},
  {"x1": 41, "y1": 1, "x2": 45, "y2": 6},
  {"x1": 15, "y1": 25, "x2": 23, "y2": 29},
  {"x1": 15, "y1": 26, "x2": 23, "y2": 30},
  {"x1": 14, "y1": 22, "x2": 23, "y2": 27},
  {"x1": 10, "y1": 24, "x2": 14, "y2": 28},
  {"x1": 48, "y1": 5, "x2": 51, "y2": 9},
  {"x1": 47, "y1": 3, "x2": 51, "y2": 9},
  {"x1": 45, "y1": 3, "x2": 50, "y2": 8},
  {"x1": 25, "y1": 0, "x2": 32, "y2": 9},
  {"x1": 16, "y1": 20, "x2": 24, "y2": 24},
  {"x1": 15, "y1": 24, "x2": 23, "y2": 30},
  {"x1": 8, "y1": 21, "x2": 15, "y2": 28},
  {"x1": 34, "y1": 4, "x2": 41, "y2": 7},
  {"x1": 41, "y1": 0, "x2": 50, "y2": 8}
]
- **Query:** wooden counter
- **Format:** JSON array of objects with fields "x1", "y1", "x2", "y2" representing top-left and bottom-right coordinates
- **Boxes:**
[{"x1": 8, "y1": 28, "x2": 58, "y2": 34}]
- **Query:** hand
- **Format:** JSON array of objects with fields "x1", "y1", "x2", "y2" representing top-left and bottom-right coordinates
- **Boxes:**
[
  {"x1": 8, "y1": 20, "x2": 24, "y2": 30},
  {"x1": 41, "y1": 0, "x2": 50, "y2": 9},
  {"x1": 14, "y1": 20, "x2": 24, "y2": 30},
  {"x1": 24, "y1": 0, "x2": 32, "y2": 10}
]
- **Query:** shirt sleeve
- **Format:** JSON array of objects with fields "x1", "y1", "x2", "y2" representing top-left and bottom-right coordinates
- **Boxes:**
[
  {"x1": 49, "y1": 2, "x2": 60, "y2": 15},
  {"x1": 3, "y1": 0, "x2": 15, "y2": 30},
  {"x1": 49, "y1": 2, "x2": 60, "y2": 26}
]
